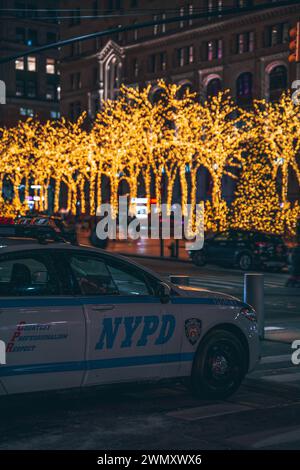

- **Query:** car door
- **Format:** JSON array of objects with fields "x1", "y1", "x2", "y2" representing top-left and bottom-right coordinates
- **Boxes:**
[
  {"x1": 0, "y1": 249, "x2": 86, "y2": 395},
  {"x1": 65, "y1": 250, "x2": 178, "y2": 386},
  {"x1": 208, "y1": 232, "x2": 231, "y2": 264}
]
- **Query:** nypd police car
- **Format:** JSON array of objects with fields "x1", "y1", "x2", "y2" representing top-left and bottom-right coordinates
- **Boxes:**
[{"x1": 0, "y1": 234, "x2": 260, "y2": 400}]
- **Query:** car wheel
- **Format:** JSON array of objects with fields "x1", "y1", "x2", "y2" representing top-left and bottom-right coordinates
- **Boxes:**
[
  {"x1": 191, "y1": 251, "x2": 206, "y2": 267},
  {"x1": 191, "y1": 330, "x2": 247, "y2": 400},
  {"x1": 238, "y1": 253, "x2": 252, "y2": 271}
]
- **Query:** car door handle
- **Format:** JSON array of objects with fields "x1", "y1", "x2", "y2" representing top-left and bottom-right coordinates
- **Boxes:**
[{"x1": 91, "y1": 305, "x2": 115, "y2": 311}]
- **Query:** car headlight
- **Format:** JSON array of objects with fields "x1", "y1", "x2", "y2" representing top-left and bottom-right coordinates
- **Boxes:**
[{"x1": 240, "y1": 307, "x2": 257, "y2": 322}]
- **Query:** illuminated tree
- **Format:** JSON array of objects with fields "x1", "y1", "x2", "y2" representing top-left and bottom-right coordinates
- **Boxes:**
[{"x1": 231, "y1": 154, "x2": 284, "y2": 233}]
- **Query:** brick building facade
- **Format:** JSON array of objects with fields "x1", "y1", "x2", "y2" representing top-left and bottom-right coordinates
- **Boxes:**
[
  {"x1": 0, "y1": 0, "x2": 60, "y2": 127},
  {"x1": 59, "y1": 1, "x2": 300, "y2": 121}
]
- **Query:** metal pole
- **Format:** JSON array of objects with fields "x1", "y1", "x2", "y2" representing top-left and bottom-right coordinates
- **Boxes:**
[
  {"x1": 170, "y1": 275, "x2": 190, "y2": 286},
  {"x1": 244, "y1": 273, "x2": 264, "y2": 339}
]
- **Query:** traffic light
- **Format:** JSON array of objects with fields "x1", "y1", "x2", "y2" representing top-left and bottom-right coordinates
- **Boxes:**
[{"x1": 289, "y1": 22, "x2": 300, "y2": 63}]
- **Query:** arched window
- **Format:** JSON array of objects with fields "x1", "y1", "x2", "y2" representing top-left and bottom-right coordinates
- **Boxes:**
[
  {"x1": 236, "y1": 72, "x2": 253, "y2": 106},
  {"x1": 177, "y1": 81, "x2": 193, "y2": 99},
  {"x1": 106, "y1": 56, "x2": 122, "y2": 100},
  {"x1": 150, "y1": 87, "x2": 166, "y2": 104},
  {"x1": 269, "y1": 65, "x2": 287, "y2": 101},
  {"x1": 206, "y1": 78, "x2": 222, "y2": 99}
]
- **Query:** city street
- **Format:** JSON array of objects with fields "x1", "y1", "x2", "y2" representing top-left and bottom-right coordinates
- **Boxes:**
[
  {"x1": 0, "y1": 341, "x2": 299, "y2": 450},
  {"x1": 0, "y1": 252, "x2": 299, "y2": 451}
]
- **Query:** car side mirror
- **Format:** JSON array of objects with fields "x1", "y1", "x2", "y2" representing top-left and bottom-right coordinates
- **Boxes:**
[{"x1": 157, "y1": 282, "x2": 171, "y2": 304}]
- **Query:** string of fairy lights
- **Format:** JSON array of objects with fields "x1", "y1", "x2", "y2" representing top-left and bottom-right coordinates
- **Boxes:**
[{"x1": 0, "y1": 81, "x2": 299, "y2": 235}]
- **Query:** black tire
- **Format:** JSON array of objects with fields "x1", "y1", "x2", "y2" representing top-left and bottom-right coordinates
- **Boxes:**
[
  {"x1": 191, "y1": 330, "x2": 247, "y2": 400},
  {"x1": 237, "y1": 253, "x2": 253, "y2": 271},
  {"x1": 191, "y1": 250, "x2": 206, "y2": 267}
]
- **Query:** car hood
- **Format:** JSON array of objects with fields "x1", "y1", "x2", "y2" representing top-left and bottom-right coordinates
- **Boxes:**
[{"x1": 175, "y1": 285, "x2": 242, "y2": 303}]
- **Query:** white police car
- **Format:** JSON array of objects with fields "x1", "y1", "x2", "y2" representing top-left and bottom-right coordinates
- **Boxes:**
[{"x1": 0, "y1": 239, "x2": 260, "y2": 399}]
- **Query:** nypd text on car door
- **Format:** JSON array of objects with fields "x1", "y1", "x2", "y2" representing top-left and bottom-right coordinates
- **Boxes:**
[{"x1": 66, "y1": 251, "x2": 178, "y2": 386}]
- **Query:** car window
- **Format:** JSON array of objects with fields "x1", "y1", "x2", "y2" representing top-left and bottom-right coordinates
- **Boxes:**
[
  {"x1": 69, "y1": 254, "x2": 118, "y2": 296},
  {"x1": 106, "y1": 262, "x2": 153, "y2": 296},
  {"x1": 214, "y1": 231, "x2": 231, "y2": 242},
  {"x1": 236, "y1": 232, "x2": 249, "y2": 242},
  {"x1": 0, "y1": 253, "x2": 60, "y2": 296}
]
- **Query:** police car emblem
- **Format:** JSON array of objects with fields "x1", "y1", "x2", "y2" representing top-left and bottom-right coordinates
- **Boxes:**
[{"x1": 185, "y1": 318, "x2": 202, "y2": 345}]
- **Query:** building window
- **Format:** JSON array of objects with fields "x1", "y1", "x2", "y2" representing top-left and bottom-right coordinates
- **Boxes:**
[
  {"x1": 180, "y1": 6, "x2": 185, "y2": 28},
  {"x1": 27, "y1": 56, "x2": 37, "y2": 72},
  {"x1": 188, "y1": 4, "x2": 193, "y2": 26},
  {"x1": 16, "y1": 79, "x2": 25, "y2": 97},
  {"x1": 133, "y1": 58, "x2": 139, "y2": 78},
  {"x1": 20, "y1": 107, "x2": 34, "y2": 117},
  {"x1": 269, "y1": 65, "x2": 287, "y2": 101},
  {"x1": 205, "y1": 39, "x2": 223, "y2": 61},
  {"x1": 46, "y1": 58, "x2": 55, "y2": 74},
  {"x1": 206, "y1": 0, "x2": 223, "y2": 16},
  {"x1": 148, "y1": 54, "x2": 156, "y2": 73},
  {"x1": 46, "y1": 83, "x2": 56, "y2": 100},
  {"x1": 93, "y1": 67, "x2": 98, "y2": 85},
  {"x1": 16, "y1": 27, "x2": 26, "y2": 43},
  {"x1": 27, "y1": 29, "x2": 37, "y2": 46},
  {"x1": 47, "y1": 32, "x2": 56, "y2": 44},
  {"x1": 71, "y1": 41, "x2": 81, "y2": 56},
  {"x1": 27, "y1": 80, "x2": 37, "y2": 98},
  {"x1": 266, "y1": 23, "x2": 289, "y2": 47},
  {"x1": 133, "y1": 21, "x2": 138, "y2": 40},
  {"x1": 162, "y1": 13, "x2": 166, "y2": 33},
  {"x1": 15, "y1": 2, "x2": 25, "y2": 18},
  {"x1": 236, "y1": 0, "x2": 252, "y2": 7},
  {"x1": 70, "y1": 102, "x2": 81, "y2": 121},
  {"x1": 70, "y1": 8, "x2": 81, "y2": 26},
  {"x1": 160, "y1": 52, "x2": 167, "y2": 71},
  {"x1": 189, "y1": 46, "x2": 194, "y2": 64},
  {"x1": 93, "y1": 1, "x2": 98, "y2": 16},
  {"x1": 70, "y1": 72, "x2": 81, "y2": 90},
  {"x1": 15, "y1": 58, "x2": 24, "y2": 70},
  {"x1": 236, "y1": 72, "x2": 253, "y2": 106},
  {"x1": 206, "y1": 78, "x2": 222, "y2": 99},
  {"x1": 50, "y1": 110, "x2": 60, "y2": 119},
  {"x1": 153, "y1": 15, "x2": 158, "y2": 35},
  {"x1": 177, "y1": 46, "x2": 194, "y2": 67},
  {"x1": 236, "y1": 32, "x2": 255, "y2": 54}
]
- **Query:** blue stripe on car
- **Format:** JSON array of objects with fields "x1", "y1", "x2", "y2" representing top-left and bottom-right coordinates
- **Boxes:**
[
  {"x1": 0, "y1": 296, "x2": 246, "y2": 309},
  {"x1": 0, "y1": 352, "x2": 195, "y2": 377}
]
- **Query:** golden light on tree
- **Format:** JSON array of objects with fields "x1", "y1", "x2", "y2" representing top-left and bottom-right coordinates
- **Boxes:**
[{"x1": 0, "y1": 82, "x2": 299, "y2": 236}]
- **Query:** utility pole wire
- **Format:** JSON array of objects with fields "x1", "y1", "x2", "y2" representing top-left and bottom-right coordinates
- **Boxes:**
[{"x1": 0, "y1": 0, "x2": 298, "y2": 65}]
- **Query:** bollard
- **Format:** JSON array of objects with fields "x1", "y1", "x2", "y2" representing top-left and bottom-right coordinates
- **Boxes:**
[
  {"x1": 170, "y1": 275, "x2": 190, "y2": 286},
  {"x1": 244, "y1": 273, "x2": 264, "y2": 340}
]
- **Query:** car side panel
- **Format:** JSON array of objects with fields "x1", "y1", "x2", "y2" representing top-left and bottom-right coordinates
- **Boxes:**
[{"x1": 168, "y1": 297, "x2": 259, "y2": 378}]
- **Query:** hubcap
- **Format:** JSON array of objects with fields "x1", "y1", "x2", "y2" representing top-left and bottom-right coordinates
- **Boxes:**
[
  {"x1": 240, "y1": 255, "x2": 251, "y2": 270},
  {"x1": 205, "y1": 341, "x2": 241, "y2": 389}
]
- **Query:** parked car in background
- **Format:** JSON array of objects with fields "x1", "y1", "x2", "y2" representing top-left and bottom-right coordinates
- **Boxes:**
[
  {"x1": 15, "y1": 215, "x2": 77, "y2": 244},
  {"x1": 189, "y1": 230, "x2": 288, "y2": 271},
  {"x1": 0, "y1": 216, "x2": 14, "y2": 225}
]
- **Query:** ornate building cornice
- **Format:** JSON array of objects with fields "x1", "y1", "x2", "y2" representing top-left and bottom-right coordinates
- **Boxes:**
[{"x1": 125, "y1": 4, "x2": 300, "y2": 51}]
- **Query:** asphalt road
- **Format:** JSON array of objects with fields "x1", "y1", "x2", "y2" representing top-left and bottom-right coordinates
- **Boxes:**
[{"x1": 1, "y1": 341, "x2": 300, "y2": 450}]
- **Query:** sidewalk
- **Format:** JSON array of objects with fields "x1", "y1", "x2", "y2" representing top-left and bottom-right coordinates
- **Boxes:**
[{"x1": 76, "y1": 226, "x2": 190, "y2": 260}]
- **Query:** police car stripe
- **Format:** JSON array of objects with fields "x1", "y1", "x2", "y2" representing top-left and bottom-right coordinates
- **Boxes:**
[
  {"x1": 0, "y1": 352, "x2": 195, "y2": 377},
  {"x1": 0, "y1": 296, "x2": 246, "y2": 309}
]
